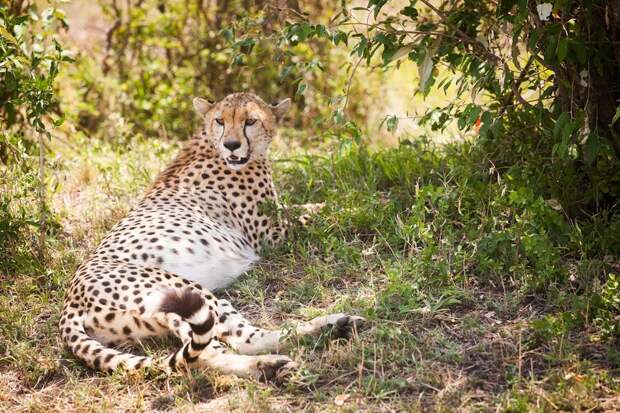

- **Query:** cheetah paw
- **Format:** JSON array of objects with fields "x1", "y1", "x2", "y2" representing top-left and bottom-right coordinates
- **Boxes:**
[
  {"x1": 317, "y1": 313, "x2": 367, "y2": 339},
  {"x1": 297, "y1": 202, "x2": 325, "y2": 226},
  {"x1": 255, "y1": 355, "x2": 298, "y2": 383}
]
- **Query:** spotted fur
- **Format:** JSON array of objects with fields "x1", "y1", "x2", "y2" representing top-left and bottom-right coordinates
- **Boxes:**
[{"x1": 59, "y1": 93, "x2": 364, "y2": 380}]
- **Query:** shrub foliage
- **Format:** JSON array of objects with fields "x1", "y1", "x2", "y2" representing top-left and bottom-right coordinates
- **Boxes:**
[{"x1": 1, "y1": 1, "x2": 70, "y2": 271}]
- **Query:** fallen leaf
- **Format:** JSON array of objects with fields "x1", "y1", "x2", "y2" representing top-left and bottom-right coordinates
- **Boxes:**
[{"x1": 334, "y1": 393, "x2": 350, "y2": 406}]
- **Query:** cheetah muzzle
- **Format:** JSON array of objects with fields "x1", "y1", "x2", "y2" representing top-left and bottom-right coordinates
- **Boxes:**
[{"x1": 59, "y1": 92, "x2": 366, "y2": 381}]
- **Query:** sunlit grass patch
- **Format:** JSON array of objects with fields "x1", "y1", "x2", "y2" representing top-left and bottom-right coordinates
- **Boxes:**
[{"x1": 1, "y1": 130, "x2": 619, "y2": 411}]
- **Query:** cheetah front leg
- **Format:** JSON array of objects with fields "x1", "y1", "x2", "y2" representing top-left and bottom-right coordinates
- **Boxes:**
[
  {"x1": 214, "y1": 299, "x2": 365, "y2": 355},
  {"x1": 261, "y1": 202, "x2": 326, "y2": 246}
]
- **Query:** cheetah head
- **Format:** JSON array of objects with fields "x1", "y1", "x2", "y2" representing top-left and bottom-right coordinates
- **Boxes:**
[{"x1": 193, "y1": 92, "x2": 291, "y2": 170}]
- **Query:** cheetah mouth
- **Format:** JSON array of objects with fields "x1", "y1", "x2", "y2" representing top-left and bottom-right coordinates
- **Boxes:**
[{"x1": 227, "y1": 154, "x2": 250, "y2": 165}]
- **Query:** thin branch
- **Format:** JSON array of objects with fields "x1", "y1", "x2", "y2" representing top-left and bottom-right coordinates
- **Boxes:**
[
  {"x1": 343, "y1": 55, "x2": 364, "y2": 117},
  {"x1": 417, "y1": 0, "x2": 502, "y2": 66},
  {"x1": 36, "y1": 130, "x2": 46, "y2": 262},
  {"x1": 498, "y1": 53, "x2": 536, "y2": 116}
]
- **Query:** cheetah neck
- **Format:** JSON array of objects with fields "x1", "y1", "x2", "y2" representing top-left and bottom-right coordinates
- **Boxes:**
[{"x1": 145, "y1": 136, "x2": 279, "y2": 249}]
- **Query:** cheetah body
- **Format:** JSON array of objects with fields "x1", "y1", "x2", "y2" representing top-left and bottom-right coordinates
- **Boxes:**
[
  {"x1": 59, "y1": 93, "x2": 364, "y2": 379},
  {"x1": 92, "y1": 147, "x2": 266, "y2": 291}
]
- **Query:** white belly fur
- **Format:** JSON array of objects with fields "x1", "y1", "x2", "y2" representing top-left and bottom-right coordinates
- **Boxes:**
[
  {"x1": 160, "y1": 244, "x2": 259, "y2": 291},
  {"x1": 102, "y1": 210, "x2": 260, "y2": 291}
]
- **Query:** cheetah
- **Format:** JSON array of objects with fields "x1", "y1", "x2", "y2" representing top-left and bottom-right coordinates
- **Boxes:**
[{"x1": 59, "y1": 92, "x2": 364, "y2": 381}]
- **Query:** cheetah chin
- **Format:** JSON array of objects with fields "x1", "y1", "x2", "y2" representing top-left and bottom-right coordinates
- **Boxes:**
[
  {"x1": 59, "y1": 92, "x2": 366, "y2": 380},
  {"x1": 227, "y1": 154, "x2": 250, "y2": 166}
]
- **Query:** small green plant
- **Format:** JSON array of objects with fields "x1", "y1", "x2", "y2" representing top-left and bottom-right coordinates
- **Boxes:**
[
  {"x1": 593, "y1": 273, "x2": 620, "y2": 340},
  {"x1": 0, "y1": 1, "x2": 71, "y2": 267}
]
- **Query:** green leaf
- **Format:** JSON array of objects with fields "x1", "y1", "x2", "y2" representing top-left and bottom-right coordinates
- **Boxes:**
[
  {"x1": 295, "y1": 81, "x2": 307, "y2": 99},
  {"x1": 611, "y1": 106, "x2": 620, "y2": 126},
  {"x1": 419, "y1": 39, "x2": 441, "y2": 96},
  {"x1": 0, "y1": 26, "x2": 18, "y2": 45},
  {"x1": 583, "y1": 132, "x2": 600, "y2": 165},
  {"x1": 571, "y1": 40, "x2": 587, "y2": 65},
  {"x1": 553, "y1": 113, "x2": 570, "y2": 140},
  {"x1": 400, "y1": 5, "x2": 418, "y2": 19},
  {"x1": 561, "y1": 120, "x2": 573, "y2": 143},
  {"x1": 528, "y1": 28, "x2": 540, "y2": 50},
  {"x1": 332, "y1": 30, "x2": 348, "y2": 45},
  {"x1": 386, "y1": 115, "x2": 399, "y2": 132},
  {"x1": 368, "y1": 0, "x2": 389, "y2": 18},
  {"x1": 332, "y1": 108, "x2": 344, "y2": 124},
  {"x1": 235, "y1": 38, "x2": 255, "y2": 55},
  {"x1": 556, "y1": 37, "x2": 568, "y2": 62},
  {"x1": 466, "y1": 105, "x2": 482, "y2": 125},
  {"x1": 479, "y1": 111, "x2": 493, "y2": 138}
]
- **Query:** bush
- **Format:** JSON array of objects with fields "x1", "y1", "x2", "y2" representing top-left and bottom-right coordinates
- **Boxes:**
[
  {"x1": 0, "y1": 1, "x2": 71, "y2": 267},
  {"x1": 68, "y1": 0, "x2": 376, "y2": 140}
]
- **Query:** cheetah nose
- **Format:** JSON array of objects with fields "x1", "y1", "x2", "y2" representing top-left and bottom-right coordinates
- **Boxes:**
[{"x1": 223, "y1": 140, "x2": 241, "y2": 151}]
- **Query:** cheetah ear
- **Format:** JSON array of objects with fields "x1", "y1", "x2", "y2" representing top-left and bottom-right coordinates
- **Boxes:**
[
  {"x1": 269, "y1": 98, "x2": 291, "y2": 121},
  {"x1": 193, "y1": 97, "x2": 213, "y2": 116}
]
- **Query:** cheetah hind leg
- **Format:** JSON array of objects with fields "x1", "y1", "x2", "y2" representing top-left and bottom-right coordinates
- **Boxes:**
[
  {"x1": 157, "y1": 291, "x2": 298, "y2": 381},
  {"x1": 152, "y1": 312, "x2": 297, "y2": 381},
  {"x1": 136, "y1": 309, "x2": 297, "y2": 381},
  {"x1": 84, "y1": 306, "x2": 296, "y2": 381},
  {"x1": 215, "y1": 299, "x2": 366, "y2": 355}
]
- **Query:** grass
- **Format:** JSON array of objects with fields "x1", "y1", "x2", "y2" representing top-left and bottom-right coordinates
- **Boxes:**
[{"x1": 1, "y1": 126, "x2": 619, "y2": 412}]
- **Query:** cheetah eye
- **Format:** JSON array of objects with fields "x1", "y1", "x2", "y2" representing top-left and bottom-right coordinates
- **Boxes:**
[
  {"x1": 245, "y1": 119, "x2": 257, "y2": 126},
  {"x1": 215, "y1": 118, "x2": 224, "y2": 126}
]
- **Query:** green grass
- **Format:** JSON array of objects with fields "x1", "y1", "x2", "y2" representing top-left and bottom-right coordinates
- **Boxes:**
[{"x1": 1, "y1": 131, "x2": 619, "y2": 412}]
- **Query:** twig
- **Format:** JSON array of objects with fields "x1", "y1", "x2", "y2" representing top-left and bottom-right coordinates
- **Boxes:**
[
  {"x1": 37, "y1": 130, "x2": 46, "y2": 262},
  {"x1": 498, "y1": 53, "x2": 536, "y2": 117},
  {"x1": 102, "y1": 0, "x2": 122, "y2": 75},
  {"x1": 342, "y1": 55, "x2": 363, "y2": 117},
  {"x1": 417, "y1": 0, "x2": 502, "y2": 66}
]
